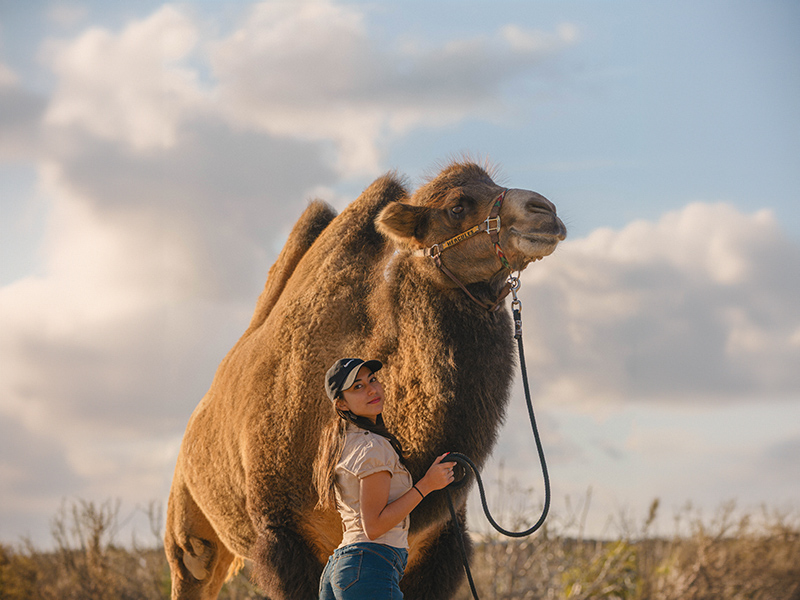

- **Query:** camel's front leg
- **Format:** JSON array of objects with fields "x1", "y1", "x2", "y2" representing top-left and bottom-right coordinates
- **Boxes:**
[{"x1": 402, "y1": 505, "x2": 472, "y2": 600}]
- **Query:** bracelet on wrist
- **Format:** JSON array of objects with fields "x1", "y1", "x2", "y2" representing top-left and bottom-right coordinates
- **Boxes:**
[{"x1": 413, "y1": 484, "x2": 425, "y2": 499}]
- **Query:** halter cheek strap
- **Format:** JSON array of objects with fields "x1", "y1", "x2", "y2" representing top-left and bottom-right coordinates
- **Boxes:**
[
  {"x1": 412, "y1": 189, "x2": 513, "y2": 311},
  {"x1": 488, "y1": 191, "x2": 512, "y2": 271}
]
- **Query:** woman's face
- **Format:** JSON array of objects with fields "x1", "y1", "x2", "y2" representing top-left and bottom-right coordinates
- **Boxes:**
[{"x1": 336, "y1": 365, "x2": 384, "y2": 423}]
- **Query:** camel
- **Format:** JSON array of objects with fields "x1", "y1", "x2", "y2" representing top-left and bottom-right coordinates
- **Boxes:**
[{"x1": 165, "y1": 160, "x2": 566, "y2": 599}]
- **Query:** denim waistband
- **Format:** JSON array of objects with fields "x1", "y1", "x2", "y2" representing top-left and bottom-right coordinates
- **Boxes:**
[{"x1": 334, "y1": 542, "x2": 408, "y2": 574}]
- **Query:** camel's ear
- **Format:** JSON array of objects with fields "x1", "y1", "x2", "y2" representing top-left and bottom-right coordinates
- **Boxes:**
[{"x1": 376, "y1": 202, "x2": 432, "y2": 245}]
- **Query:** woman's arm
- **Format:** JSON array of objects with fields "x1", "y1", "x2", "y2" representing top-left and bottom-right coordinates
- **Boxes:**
[{"x1": 359, "y1": 453, "x2": 454, "y2": 541}]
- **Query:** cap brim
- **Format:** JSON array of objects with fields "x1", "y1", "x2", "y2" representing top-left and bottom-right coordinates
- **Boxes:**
[{"x1": 340, "y1": 359, "x2": 382, "y2": 393}]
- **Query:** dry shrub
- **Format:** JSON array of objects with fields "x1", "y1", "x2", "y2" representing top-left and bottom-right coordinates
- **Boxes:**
[
  {"x1": 2, "y1": 495, "x2": 798, "y2": 600},
  {"x1": 647, "y1": 502, "x2": 800, "y2": 600},
  {"x1": 9, "y1": 499, "x2": 170, "y2": 600},
  {"x1": 0, "y1": 499, "x2": 260, "y2": 600},
  {"x1": 0, "y1": 540, "x2": 42, "y2": 599},
  {"x1": 455, "y1": 482, "x2": 800, "y2": 600}
]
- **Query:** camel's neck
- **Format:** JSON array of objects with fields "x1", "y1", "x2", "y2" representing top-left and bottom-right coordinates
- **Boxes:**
[
  {"x1": 383, "y1": 249, "x2": 512, "y2": 310},
  {"x1": 368, "y1": 252, "x2": 515, "y2": 469}
]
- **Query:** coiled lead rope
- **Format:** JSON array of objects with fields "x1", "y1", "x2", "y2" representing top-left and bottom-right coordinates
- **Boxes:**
[{"x1": 443, "y1": 275, "x2": 551, "y2": 599}]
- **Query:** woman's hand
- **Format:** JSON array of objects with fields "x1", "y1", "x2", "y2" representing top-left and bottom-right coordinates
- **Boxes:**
[
  {"x1": 359, "y1": 453, "x2": 457, "y2": 540},
  {"x1": 416, "y1": 453, "x2": 457, "y2": 496}
]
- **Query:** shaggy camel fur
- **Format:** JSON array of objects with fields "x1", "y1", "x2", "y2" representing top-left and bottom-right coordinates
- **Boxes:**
[{"x1": 165, "y1": 161, "x2": 566, "y2": 599}]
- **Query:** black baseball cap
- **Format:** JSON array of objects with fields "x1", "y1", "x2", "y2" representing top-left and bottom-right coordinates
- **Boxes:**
[{"x1": 325, "y1": 358, "x2": 383, "y2": 402}]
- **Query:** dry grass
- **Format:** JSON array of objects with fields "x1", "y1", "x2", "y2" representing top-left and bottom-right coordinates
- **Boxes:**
[
  {"x1": 0, "y1": 499, "x2": 260, "y2": 600},
  {"x1": 1, "y1": 495, "x2": 798, "y2": 600},
  {"x1": 455, "y1": 495, "x2": 800, "y2": 600}
]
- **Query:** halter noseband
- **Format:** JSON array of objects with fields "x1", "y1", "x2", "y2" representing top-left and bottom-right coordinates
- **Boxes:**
[{"x1": 412, "y1": 189, "x2": 514, "y2": 312}]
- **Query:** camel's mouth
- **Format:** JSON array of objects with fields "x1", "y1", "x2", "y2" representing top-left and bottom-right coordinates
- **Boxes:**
[{"x1": 508, "y1": 227, "x2": 563, "y2": 261}]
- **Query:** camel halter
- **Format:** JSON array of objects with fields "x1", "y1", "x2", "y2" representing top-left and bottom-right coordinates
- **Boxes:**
[{"x1": 412, "y1": 189, "x2": 513, "y2": 311}]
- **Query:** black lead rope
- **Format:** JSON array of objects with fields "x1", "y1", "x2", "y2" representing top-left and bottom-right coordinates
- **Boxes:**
[{"x1": 442, "y1": 288, "x2": 551, "y2": 600}]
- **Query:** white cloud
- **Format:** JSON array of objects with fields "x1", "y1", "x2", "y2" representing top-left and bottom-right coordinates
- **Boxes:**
[
  {"x1": 571, "y1": 203, "x2": 777, "y2": 285},
  {"x1": 34, "y1": 1, "x2": 579, "y2": 176},
  {"x1": 520, "y1": 202, "x2": 800, "y2": 408},
  {"x1": 210, "y1": 0, "x2": 579, "y2": 174},
  {"x1": 43, "y1": 5, "x2": 206, "y2": 150},
  {"x1": 0, "y1": 241, "x2": 248, "y2": 529},
  {"x1": 0, "y1": 124, "x2": 325, "y2": 487}
]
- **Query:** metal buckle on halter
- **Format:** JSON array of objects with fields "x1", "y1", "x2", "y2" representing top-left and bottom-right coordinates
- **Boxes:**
[
  {"x1": 484, "y1": 216, "x2": 501, "y2": 234},
  {"x1": 425, "y1": 243, "x2": 441, "y2": 259}
]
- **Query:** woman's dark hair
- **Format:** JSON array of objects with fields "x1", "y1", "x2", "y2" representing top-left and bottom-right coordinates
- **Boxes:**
[{"x1": 312, "y1": 391, "x2": 406, "y2": 510}]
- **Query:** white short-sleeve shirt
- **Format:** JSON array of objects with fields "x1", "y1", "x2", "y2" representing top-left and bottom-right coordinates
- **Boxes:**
[{"x1": 334, "y1": 423, "x2": 413, "y2": 549}]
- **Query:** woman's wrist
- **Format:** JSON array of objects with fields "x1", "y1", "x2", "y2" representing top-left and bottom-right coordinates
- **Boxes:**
[
  {"x1": 412, "y1": 484, "x2": 425, "y2": 499},
  {"x1": 414, "y1": 478, "x2": 433, "y2": 498}
]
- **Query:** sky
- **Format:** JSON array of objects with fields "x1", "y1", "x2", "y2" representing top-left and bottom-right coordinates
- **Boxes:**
[{"x1": 1, "y1": 0, "x2": 799, "y2": 547}]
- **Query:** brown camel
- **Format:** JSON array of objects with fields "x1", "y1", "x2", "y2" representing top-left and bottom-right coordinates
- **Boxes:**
[{"x1": 165, "y1": 160, "x2": 566, "y2": 599}]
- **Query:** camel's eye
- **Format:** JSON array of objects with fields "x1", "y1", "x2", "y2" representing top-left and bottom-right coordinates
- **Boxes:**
[{"x1": 451, "y1": 205, "x2": 464, "y2": 214}]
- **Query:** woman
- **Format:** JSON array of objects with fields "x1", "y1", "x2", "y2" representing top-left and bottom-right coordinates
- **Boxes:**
[{"x1": 314, "y1": 357, "x2": 455, "y2": 599}]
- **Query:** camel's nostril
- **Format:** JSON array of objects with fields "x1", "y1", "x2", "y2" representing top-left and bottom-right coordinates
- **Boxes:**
[{"x1": 525, "y1": 196, "x2": 556, "y2": 215}]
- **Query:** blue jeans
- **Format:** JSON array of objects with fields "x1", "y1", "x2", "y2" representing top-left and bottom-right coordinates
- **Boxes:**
[{"x1": 319, "y1": 542, "x2": 408, "y2": 599}]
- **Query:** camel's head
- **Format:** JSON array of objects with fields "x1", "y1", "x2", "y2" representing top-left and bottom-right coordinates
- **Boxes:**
[{"x1": 376, "y1": 162, "x2": 567, "y2": 285}]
